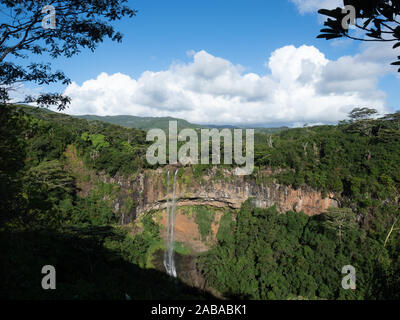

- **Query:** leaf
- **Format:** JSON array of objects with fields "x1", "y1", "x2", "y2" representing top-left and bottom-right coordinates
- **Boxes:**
[
  {"x1": 393, "y1": 42, "x2": 400, "y2": 49},
  {"x1": 317, "y1": 9, "x2": 337, "y2": 18},
  {"x1": 318, "y1": 8, "x2": 343, "y2": 19},
  {"x1": 317, "y1": 34, "x2": 343, "y2": 40},
  {"x1": 391, "y1": 61, "x2": 400, "y2": 66},
  {"x1": 394, "y1": 26, "x2": 400, "y2": 39},
  {"x1": 366, "y1": 30, "x2": 382, "y2": 39},
  {"x1": 320, "y1": 28, "x2": 339, "y2": 34}
]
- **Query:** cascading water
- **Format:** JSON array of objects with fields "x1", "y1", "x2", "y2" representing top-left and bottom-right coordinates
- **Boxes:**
[{"x1": 163, "y1": 170, "x2": 178, "y2": 277}]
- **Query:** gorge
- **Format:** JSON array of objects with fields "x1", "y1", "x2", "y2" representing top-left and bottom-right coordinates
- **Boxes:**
[{"x1": 4, "y1": 105, "x2": 400, "y2": 300}]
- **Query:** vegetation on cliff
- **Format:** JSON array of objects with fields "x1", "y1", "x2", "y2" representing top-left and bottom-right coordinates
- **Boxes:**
[
  {"x1": 198, "y1": 202, "x2": 400, "y2": 300},
  {"x1": 0, "y1": 105, "x2": 207, "y2": 299},
  {"x1": 1, "y1": 104, "x2": 399, "y2": 299}
]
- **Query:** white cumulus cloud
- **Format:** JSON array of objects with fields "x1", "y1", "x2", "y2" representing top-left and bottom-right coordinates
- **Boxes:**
[
  {"x1": 62, "y1": 46, "x2": 389, "y2": 126},
  {"x1": 291, "y1": 0, "x2": 343, "y2": 14}
]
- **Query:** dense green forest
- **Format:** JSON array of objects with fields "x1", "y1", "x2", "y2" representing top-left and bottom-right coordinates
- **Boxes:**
[
  {"x1": 200, "y1": 108, "x2": 400, "y2": 299},
  {"x1": 199, "y1": 203, "x2": 400, "y2": 300},
  {"x1": 1, "y1": 104, "x2": 399, "y2": 300},
  {"x1": 1, "y1": 0, "x2": 399, "y2": 302},
  {"x1": 0, "y1": 105, "x2": 208, "y2": 299}
]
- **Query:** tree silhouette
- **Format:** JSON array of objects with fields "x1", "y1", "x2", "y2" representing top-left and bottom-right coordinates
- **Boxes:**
[
  {"x1": 348, "y1": 107, "x2": 378, "y2": 121},
  {"x1": 0, "y1": 0, "x2": 137, "y2": 109},
  {"x1": 317, "y1": 0, "x2": 400, "y2": 72}
]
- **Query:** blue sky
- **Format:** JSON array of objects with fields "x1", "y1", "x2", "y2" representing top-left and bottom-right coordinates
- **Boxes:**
[
  {"x1": 49, "y1": 0, "x2": 359, "y2": 81},
  {"x1": 15, "y1": 0, "x2": 400, "y2": 125}
]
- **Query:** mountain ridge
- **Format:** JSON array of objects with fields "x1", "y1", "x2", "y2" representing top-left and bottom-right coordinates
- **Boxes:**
[{"x1": 15, "y1": 105, "x2": 288, "y2": 133}]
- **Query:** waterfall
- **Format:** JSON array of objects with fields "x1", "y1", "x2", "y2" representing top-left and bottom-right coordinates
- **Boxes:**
[{"x1": 163, "y1": 170, "x2": 178, "y2": 277}]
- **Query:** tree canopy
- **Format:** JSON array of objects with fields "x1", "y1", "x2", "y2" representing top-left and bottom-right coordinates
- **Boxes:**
[
  {"x1": 0, "y1": 0, "x2": 136, "y2": 109},
  {"x1": 348, "y1": 107, "x2": 378, "y2": 121},
  {"x1": 317, "y1": 0, "x2": 400, "y2": 71}
]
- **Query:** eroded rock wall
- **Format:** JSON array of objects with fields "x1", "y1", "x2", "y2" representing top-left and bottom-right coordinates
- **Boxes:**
[{"x1": 101, "y1": 166, "x2": 338, "y2": 224}]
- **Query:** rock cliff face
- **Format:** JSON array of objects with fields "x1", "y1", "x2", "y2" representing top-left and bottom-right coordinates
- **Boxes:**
[
  {"x1": 66, "y1": 145, "x2": 339, "y2": 284},
  {"x1": 156, "y1": 207, "x2": 224, "y2": 253},
  {"x1": 102, "y1": 166, "x2": 338, "y2": 225}
]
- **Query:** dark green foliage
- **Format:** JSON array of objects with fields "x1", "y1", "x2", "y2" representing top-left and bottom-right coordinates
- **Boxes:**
[
  {"x1": 2, "y1": 104, "x2": 400, "y2": 300},
  {"x1": 77, "y1": 114, "x2": 202, "y2": 131},
  {"x1": 317, "y1": 1, "x2": 400, "y2": 72},
  {"x1": 0, "y1": 105, "x2": 208, "y2": 300},
  {"x1": 321, "y1": 207, "x2": 357, "y2": 243},
  {"x1": 194, "y1": 206, "x2": 215, "y2": 241},
  {"x1": 192, "y1": 164, "x2": 212, "y2": 181},
  {"x1": 348, "y1": 107, "x2": 378, "y2": 121},
  {"x1": 105, "y1": 214, "x2": 161, "y2": 269},
  {"x1": 17, "y1": 105, "x2": 150, "y2": 176},
  {"x1": 76, "y1": 122, "x2": 149, "y2": 176},
  {"x1": 254, "y1": 114, "x2": 400, "y2": 235},
  {"x1": 216, "y1": 212, "x2": 235, "y2": 243},
  {"x1": 0, "y1": 105, "x2": 27, "y2": 224},
  {"x1": 1, "y1": 0, "x2": 137, "y2": 109},
  {"x1": 199, "y1": 202, "x2": 400, "y2": 300},
  {"x1": 0, "y1": 228, "x2": 207, "y2": 300}
]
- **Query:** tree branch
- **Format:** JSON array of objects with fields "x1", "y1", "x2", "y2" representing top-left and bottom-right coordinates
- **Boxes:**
[{"x1": 0, "y1": 15, "x2": 41, "y2": 62}]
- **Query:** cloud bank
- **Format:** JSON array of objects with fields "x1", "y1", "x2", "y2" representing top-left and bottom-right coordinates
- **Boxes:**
[{"x1": 62, "y1": 45, "x2": 389, "y2": 126}]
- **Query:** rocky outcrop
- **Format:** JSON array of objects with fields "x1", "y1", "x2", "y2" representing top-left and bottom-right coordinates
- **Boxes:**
[{"x1": 102, "y1": 166, "x2": 338, "y2": 224}]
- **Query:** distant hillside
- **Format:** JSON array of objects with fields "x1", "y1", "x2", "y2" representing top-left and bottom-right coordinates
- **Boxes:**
[
  {"x1": 14, "y1": 105, "x2": 288, "y2": 133},
  {"x1": 254, "y1": 127, "x2": 289, "y2": 135},
  {"x1": 75, "y1": 114, "x2": 288, "y2": 133},
  {"x1": 75, "y1": 115, "x2": 202, "y2": 131}
]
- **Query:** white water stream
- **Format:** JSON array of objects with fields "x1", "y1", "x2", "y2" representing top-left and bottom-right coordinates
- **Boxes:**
[{"x1": 163, "y1": 170, "x2": 178, "y2": 277}]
